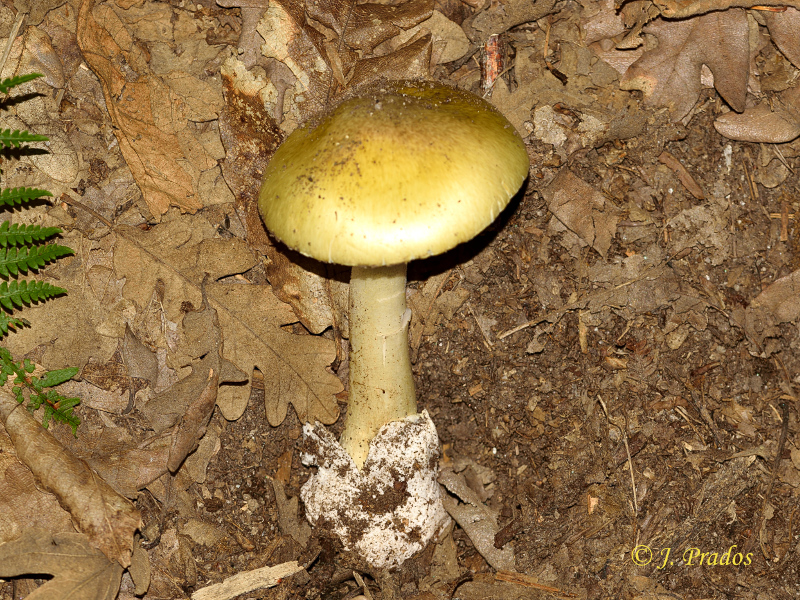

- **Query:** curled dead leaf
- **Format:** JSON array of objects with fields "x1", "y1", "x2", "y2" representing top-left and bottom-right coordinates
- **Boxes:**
[
  {"x1": 439, "y1": 467, "x2": 515, "y2": 571},
  {"x1": 541, "y1": 169, "x2": 619, "y2": 258},
  {"x1": 77, "y1": 1, "x2": 221, "y2": 217},
  {"x1": 0, "y1": 392, "x2": 141, "y2": 567},
  {"x1": 654, "y1": 0, "x2": 800, "y2": 19},
  {"x1": 713, "y1": 84, "x2": 800, "y2": 143}
]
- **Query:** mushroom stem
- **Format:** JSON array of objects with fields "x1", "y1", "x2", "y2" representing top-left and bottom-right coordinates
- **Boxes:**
[{"x1": 340, "y1": 264, "x2": 417, "y2": 469}]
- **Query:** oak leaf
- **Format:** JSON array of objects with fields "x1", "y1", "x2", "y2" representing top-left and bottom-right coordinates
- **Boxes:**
[
  {"x1": 620, "y1": 10, "x2": 748, "y2": 120},
  {"x1": 0, "y1": 529, "x2": 123, "y2": 600},
  {"x1": 76, "y1": 2, "x2": 222, "y2": 216},
  {"x1": 259, "y1": 0, "x2": 433, "y2": 119},
  {"x1": 112, "y1": 215, "x2": 342, "y2": 424}
]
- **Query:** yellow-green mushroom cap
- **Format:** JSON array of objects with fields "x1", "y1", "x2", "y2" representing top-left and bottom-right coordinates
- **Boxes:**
[{"x1": 258, "y1": 80, "x2": 529, "y2": 267}]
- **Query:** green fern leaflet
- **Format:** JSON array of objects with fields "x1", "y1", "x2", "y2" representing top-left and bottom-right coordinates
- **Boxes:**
[
  {"x1": 0, "y1": 128, "x2": 49, "y2": 148},
  {"x1": 0, "y1": 222, "x2": 63, "y2": 247},
  {"x1": 0, "y1": 347, "x2": 80, "y2": 434},
  {"x1": 0, "y1": 187, "x2": 53, "y2": 208},
  {"x1": 0, "y1": 73, "x2": 44, "y2": 94},
  {"x1": 0, "y1": 72, "x2": 80, "y2": 432},
  {"x1": 0, "y1": 280, "x2": 68, "y2": 311},
  {"x1": 0, "y1": 244, "x2": 73, "y2": 277}
]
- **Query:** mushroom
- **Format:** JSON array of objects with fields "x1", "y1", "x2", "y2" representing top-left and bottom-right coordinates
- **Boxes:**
[{"x1": 258, "y1": 80, "x2": 529, "y2": 566}]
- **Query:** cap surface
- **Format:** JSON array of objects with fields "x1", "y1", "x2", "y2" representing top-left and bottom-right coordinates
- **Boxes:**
[{"x1": 259, "y1": 80, "x2": 529, "y2": 266}]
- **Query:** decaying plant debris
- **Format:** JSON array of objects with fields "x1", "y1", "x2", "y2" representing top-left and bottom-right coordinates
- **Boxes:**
[{"x1": 0, "y1": 0, "x2": 799, "y2": 599}]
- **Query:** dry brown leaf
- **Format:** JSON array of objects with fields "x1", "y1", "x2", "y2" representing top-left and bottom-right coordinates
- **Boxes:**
[
  {"x1": 0, "y1": 427, "x2": 73, "y2": 545},
  {"x1": 714, "y1": 84, "x2": 800, "y2": 143},
  {"x1": 76, "y1": 0, "x2": 222, "y2": 217},
  {"x1": 1, "y1": 229, "x2": 122, "y2": 373},
  {"x1": 541, "y1": 169, "x2": 619, "y2": 258},
  {"x1": 138, "y1": 292, "x2": 244, "y2": 434},
  {"x1": 0, "y1": 529, "x2": 123, "y2": 600},
  {"x1": 111, "y1": 216, "x2": 341, "y2": 424},
  {"x1": 15, "y1": 0, "x2": 68, "y2": 25},
  {"x1": 112, "y1": 215, "x2": 257, "y2": 323},
  {"x1": 86, "y1": 432, "x2": 172, "y2": 499},
  {"x1": 218, "y1": 58, "x2": 283, "y2": 255},
  {"x1": 346, "y1": 33, "x2": 432, "y2": 91},
  {"x1": 308, "y1": 0, "x2": 432, "y2": 54},
  {"x1": 749, "y1": 268, "x2": 800, "y2": 324},
  {"x1": 439, "y1": 467, "x2": 515, "y2": 571},
  {"x1": 658, "y1": 150, "x2": 705, "y2": 199},
  {"x1": 259, "y1": 0, "x2": 433, "y2": 121},
  {"x1": 381, "y1": 10, "x2": 470, "y2": 64},
  {"x1": 207, "y1": 282, "x2": 342, "y2": 426},
  {"x1": 620, "y1": 11, "x2": 748, "y2": 120},
  {"x1": 271, "y1": 477, "x2": 311, "y2": 546},
  {"x1": 264, "y1": 246, "x2": 350, "y2": 336},
  {"x1": 219, "y1": 56, "x2": 353, "y2": 347},
  {"x1": 763, "y1": 8, "x2": 800, "y2": 69},
  {"x1": 218, "y1": 59, "x2": 350, "y2": 336},
  {"x1": 123, "y1": 324, "x2": 158, "y2": 384},
  {"x1": 167, "y1": 368, "x2": 219, "y2": 473},
  {"x1": 301, "y1": 0, "x2": 432, "y2": 90},
  {"x1": 665, "y1": 205, "x2": 730, "y2": 266},
  {"x1": 13, "y1": 28, "x2": 82, "y2": 186},
  {"x1": 581, "y1": 0, "x2": 626, "y2": 45},
  {"x1": 58, "y1": 380, "x2": 129, "y2": 415},
  {"x1": 654, "y1": 0, "x2": 800, "y2": 19},
  {"x1": 259, "y1": 2, "x2": 332, "y2": 120},
  {"x1": 0, "y1": 392, "x2": 141, "y2": 567},
  {"x1": 467, "y1": 0, "x2": 557, "y2": 39}
]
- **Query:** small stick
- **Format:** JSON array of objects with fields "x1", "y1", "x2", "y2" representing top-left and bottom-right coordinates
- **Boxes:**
[
  {"x1": 743, "y1": 401, "x2": 790, "y2": 559},
  {"x1": 495, "y1": 570, "x2": 578, "y2": 598},
  {"x1": 0, "y1": 10, "x2": 25, "y2": 79},
  {"x1": 597, "y1": 395, "x2": 638, "y2": 513},
  {"x1": 59, "y1": 193, "x2": 115, "y2": 229}
]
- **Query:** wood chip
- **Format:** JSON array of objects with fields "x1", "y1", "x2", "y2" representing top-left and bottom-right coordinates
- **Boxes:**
[
  {"x1": 191, "y1": 562, "x2": 304, "y2": 600},
  {"x1": 658, "y1": 150, "x2": 705, "y2": 199}
]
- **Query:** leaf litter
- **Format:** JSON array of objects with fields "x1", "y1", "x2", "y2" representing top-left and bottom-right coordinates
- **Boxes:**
[
  {"x1": 0, "y1": 529, "x2": 124, "y2": 600},
  {"x1": 1, "y1": 0, "x2": 800, "y2": 598}
]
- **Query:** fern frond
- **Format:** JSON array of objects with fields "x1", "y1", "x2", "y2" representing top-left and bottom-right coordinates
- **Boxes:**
[
  {"x1": 0, "y1": 187, "x2": 53, "y2": 207},
  {"x1": 0, "y1": 73, "x2": 43, "y2": 94},
  {"x1": 0, "y1": 72, "x2": 80, "y2": 432},
  {"x1": 0, "y1": 311, "x2": 28, "y2": 336},
  {"x1": 0, "y1": 222, "x2": 62, "y2": 247},
  {"x1": 0, "y1": 280, "x2": 68, "y2": 311},
  {"x1": 0, "y1": 128, "x2": 48, "y2": 148},
  {"x1": 0, "y1": 348, "x2": 80, "y2": 434},
  {"x1": 0, "y1": 244, "x2": 73, "y2": 277}
]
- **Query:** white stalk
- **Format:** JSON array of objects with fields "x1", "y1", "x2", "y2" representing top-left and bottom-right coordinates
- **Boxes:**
[{"x1": 339, "y1": 264, "x2": 417, "y2": 469}]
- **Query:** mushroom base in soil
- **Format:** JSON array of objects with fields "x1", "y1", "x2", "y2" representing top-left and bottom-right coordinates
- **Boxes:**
[
  {"x1": 258, "y1": 80, "x2": 530, "y2": 567},
  {"x1": 303, "y1": 262, "x2": 449, "y2": 569}
]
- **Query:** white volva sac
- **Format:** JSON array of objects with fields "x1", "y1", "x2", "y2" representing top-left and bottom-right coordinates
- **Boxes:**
[{"x1": 300, "y1": 412, "x2": 448, "y2": 568}]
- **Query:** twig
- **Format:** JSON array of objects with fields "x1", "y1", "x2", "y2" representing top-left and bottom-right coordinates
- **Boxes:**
[
  {"x1": 0, "y1": 10, "x2": 25, "y2": 79},
  {"x1": 59, "y1": 193, "x2": 115, "y2": 229},
  {"x1": 495, "y1": 570, "x2": 578, "y2": 598},
  {"x1": 743, "y1": 401, "x2": 790, "y2": 560},
  {"x1": 597, "y1": 395, "x2": 638, "y2": 513}
]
